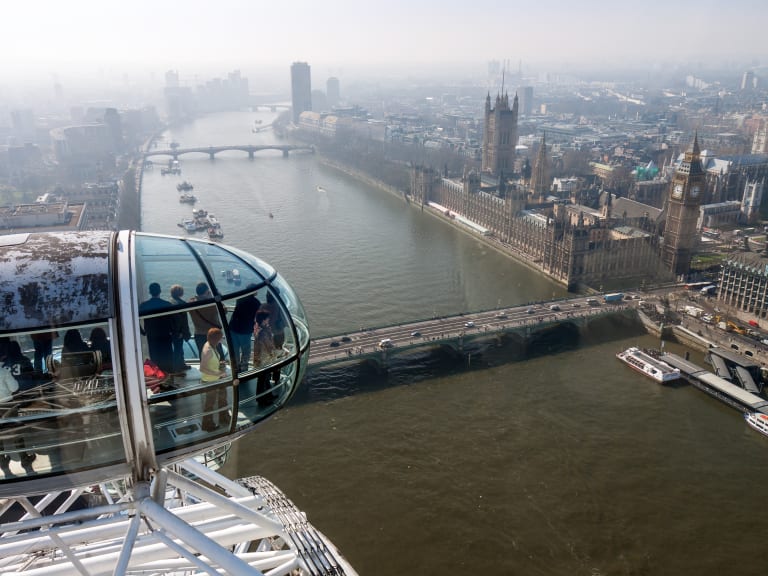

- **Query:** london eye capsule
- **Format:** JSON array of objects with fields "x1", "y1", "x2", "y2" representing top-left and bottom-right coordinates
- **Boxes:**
[
  {"x1": 0, "y1": 231, "x2": 355, "y2": 576},
  {"x1": 0, "y1": 230, "x2": 310, "y2": 495}
]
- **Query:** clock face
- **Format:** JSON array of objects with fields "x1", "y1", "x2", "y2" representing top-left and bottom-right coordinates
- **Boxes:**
[
  {"x1": 691, "y1": 185, "x2": 700, "y2": 197},
  {"x1": 672, "y1": 184, "x2": 683, "y2": 199}
]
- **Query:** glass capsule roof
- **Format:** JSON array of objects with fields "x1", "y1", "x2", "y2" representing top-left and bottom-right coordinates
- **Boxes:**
[{"x1": 0, "y1": 231, "x2": 112, "y2": 331}]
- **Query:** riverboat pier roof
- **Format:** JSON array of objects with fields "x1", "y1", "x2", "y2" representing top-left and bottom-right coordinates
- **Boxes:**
[{"x1": 662, "y1": 352, "x2": 768, "y2": 414}]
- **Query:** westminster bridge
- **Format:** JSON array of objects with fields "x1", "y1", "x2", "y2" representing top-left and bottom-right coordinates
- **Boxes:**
[
  {"x1": 307, "y1": 295, "x2": 636, "y2": 368},
  {"x1": 144, "y1": 144, "x2": 314, "y2": 161}
]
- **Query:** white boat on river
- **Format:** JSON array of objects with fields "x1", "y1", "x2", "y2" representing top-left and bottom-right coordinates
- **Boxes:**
[
  {"x1": 616, "y1": 347, "x2": 681, "y2": 383},
  {"x1": 745, "y1": 411, "x2": 768, "y2": 438}
]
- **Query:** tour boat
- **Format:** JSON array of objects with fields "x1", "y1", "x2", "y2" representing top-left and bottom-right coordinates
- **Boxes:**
[
  {"x1": 745, "y1": 412, "x2": 768, "y2": 437},
  {"x1": 179, "y1": 192, "x2": 197, "y2": 204},
  {"x1": 616, "y1": 347, "x2": 681, "y2": 383},
  {"x1": 176, "y1": 181, "x2": 194, "y2": 192}
]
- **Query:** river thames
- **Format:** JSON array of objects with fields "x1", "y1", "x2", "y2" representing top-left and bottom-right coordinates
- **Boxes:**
[{"x1": 141, "y1": 111, "x2": 768, "y2": 575}]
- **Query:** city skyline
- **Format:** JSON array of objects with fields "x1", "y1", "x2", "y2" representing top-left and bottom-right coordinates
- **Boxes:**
[{"x1": 2, "y1": 0, "x2": 766, "y2": 84}]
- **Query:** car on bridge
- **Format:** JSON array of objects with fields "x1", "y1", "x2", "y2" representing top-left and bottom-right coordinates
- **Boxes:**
[
  {"x1": 378, "y1": 338, "x2": 393, "y2": 348},
  {"x1": 329, "y1": 340, "x2": 340, "y2": 347},
  {"x1": 495, "y1": 312, "x2": 508, "y2": 318},
  {"x1": 464, "y1": 321, "x2": 475, "y2": 328},
  {"x1": 410, "y1": 331, "x2": 421, "y2": 337}
]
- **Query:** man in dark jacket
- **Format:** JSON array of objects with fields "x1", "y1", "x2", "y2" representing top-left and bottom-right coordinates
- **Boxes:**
[
  {"x1": 229, "y1": 285, "x2": 260, "y2": 372},
  {"x1": 138, "y1": 283, "x2": 175, "y2": 374}
]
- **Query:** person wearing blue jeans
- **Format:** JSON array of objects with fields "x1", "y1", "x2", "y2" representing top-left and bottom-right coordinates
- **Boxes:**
[{"x1": 228, "y1": 286, "x2": 260, "y2": 373}]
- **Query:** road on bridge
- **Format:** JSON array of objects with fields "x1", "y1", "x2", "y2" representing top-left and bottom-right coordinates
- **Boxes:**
[{"x1": 307, "y1": 295, "x2": 634, "y2": 365}]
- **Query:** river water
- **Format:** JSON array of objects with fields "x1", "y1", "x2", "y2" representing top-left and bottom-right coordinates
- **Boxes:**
[{"x1": 141, "y1": 111, "x2": 768, "y2": 575}]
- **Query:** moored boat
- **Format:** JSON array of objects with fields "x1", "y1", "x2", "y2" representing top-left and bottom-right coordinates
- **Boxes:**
[
  {"x1": 177, "y1": 181, "x2": 194, "y2": 192},
  {"x1": 616, "y1": 347, "x2": 681, "y2": 383},
  {"x1": 179, "y1": 218, "x2": 198, "y2": 232},
  {"x1": 179, "y1": 193, "x2": 197, "y2": 204},
  {"x1": 745, "y1": 412, "x2": 768, "y2": 437},
  {"x1": 161, "y1": 160, "x2": 181, "y2": 175}
]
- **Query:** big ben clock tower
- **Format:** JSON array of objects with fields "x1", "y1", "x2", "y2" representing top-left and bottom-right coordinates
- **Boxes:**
[{"x1": 662, "y1": 134, "x2": 706, "y2": 276}]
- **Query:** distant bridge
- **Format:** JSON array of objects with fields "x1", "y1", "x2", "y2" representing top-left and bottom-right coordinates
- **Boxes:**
[
  {"x1": 144, "y1": 144, "x2": 314, "y2": 161},
  {"x1": 250, "y1": 103, "x2": 291, "y2": 111},
  {"x1": 308, "y1": 296, "x2": 636, "y2": 367}
]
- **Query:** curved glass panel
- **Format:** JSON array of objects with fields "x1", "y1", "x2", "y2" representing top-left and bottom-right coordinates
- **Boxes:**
[
  {"x1": 148, "y1": 384, "x2": 233, "y2": 452},
  {"x1": 223, "y1": 287, "x2": 262, "y2": 376},
  {"x1": 272, "y1": 355, "x2": 298, "y2": 406},
  {"x1": 187, "y1": 298, "x2": 224, "y2": 361},
  {"x1": 229, "y1": 285, "x2": 301, "y2": 426},
  {"x1": 134, "y1": 234, "x2": 207, "y2": 315},
  {"x1": 186, "y1": 241, "x2": 268, "y2": 298},
  {"x1": 1, "y1": 321, "x2": 124, "y2": 481},
  {"x1": 295, "y1": 318, "x2": 310, "y2": 354},
  {"x1": 294, "y1": 347, "x2": 310, "y2": 402},
  {"x1": 0, "y1": 232, "x2": 112, "y2": 331},
  {"x1": 235, "y1": 368, "x2": 284, "y2": 428},
  {"x1": 271, "y1": 273, "x2": 310, "y2": 349},
  {"x1": 224, "y1": 244, "x2": 276, "y2": 282}
]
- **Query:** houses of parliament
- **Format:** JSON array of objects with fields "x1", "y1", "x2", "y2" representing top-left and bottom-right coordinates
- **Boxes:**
[{"x1": 410, "y1": 91, "x2": 708, "y2": 291}]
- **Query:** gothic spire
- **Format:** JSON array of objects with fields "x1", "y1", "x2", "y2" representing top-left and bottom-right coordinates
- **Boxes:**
[{"x1": 692, "y1": 131, "x2": 700, "y2": 156}]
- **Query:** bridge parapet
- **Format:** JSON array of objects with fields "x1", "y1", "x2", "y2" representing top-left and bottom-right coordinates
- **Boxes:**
[{"x1": 308, "y1": 302, "x2": 636, "y2": 368}]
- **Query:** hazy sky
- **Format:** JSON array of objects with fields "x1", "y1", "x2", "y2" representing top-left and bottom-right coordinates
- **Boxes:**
[{"x1": 1, "y1": 0, "x2": 765, "y2": 81}]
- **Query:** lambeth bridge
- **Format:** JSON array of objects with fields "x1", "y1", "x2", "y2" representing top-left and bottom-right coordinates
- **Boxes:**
[
  {"x1": 308, "y1": 295, "x2": 637, "y2": 367},
  {"x1": 144, "y1": 144, "x2": 314, "y2": 161}
]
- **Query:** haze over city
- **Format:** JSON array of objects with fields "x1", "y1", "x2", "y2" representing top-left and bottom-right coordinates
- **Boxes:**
[
  {"x1": 2, "y1": 0, "x2": 766, "y2": 93},
  {"x1": 3, "y1": 0, "x2": 768, "y2": 573}
]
